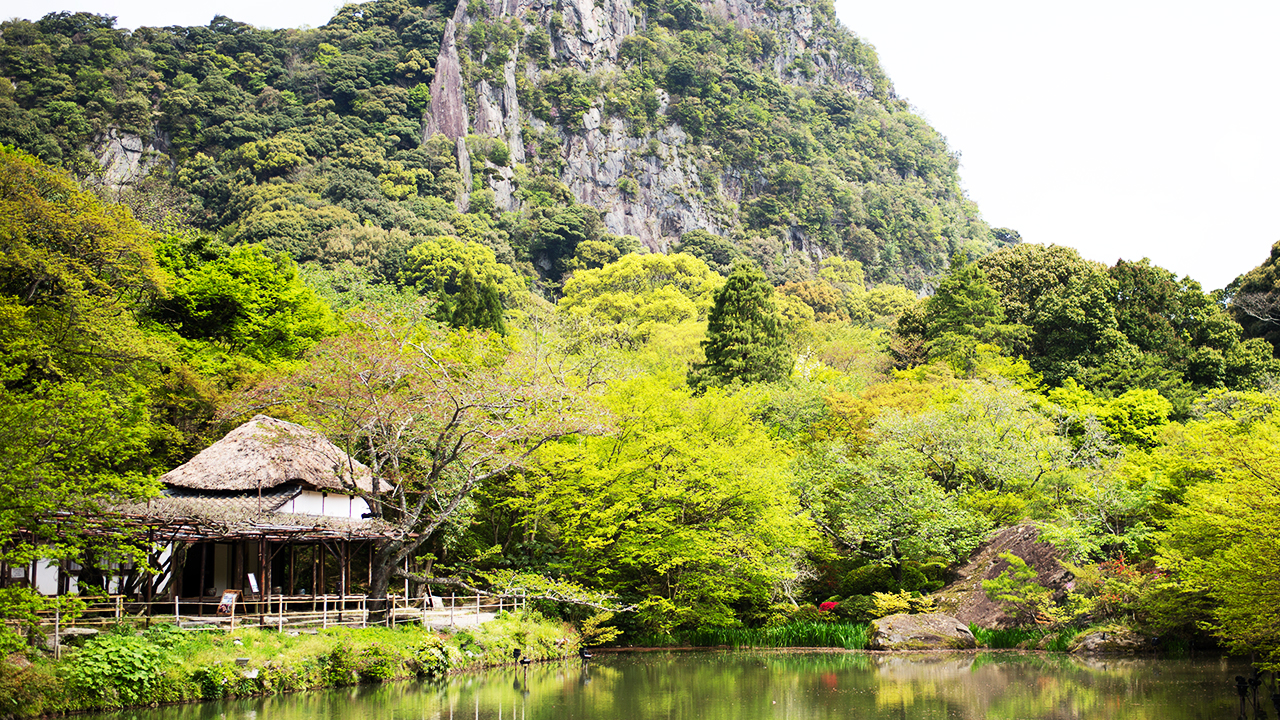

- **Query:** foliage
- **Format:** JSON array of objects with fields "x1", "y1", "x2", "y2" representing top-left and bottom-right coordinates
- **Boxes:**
[
  {"x1": 1157, "y1": 406, "x2": 1280, "y2": 667},
  {"x1": 1226, "y1": 239, "x2": 1280, "y2": 354},
  {"x1": 65, "y1": 633, "x2": 166, "y2": 707},
  {"x1": 983, "y1": 552, "x2": 1052, "y2": 625},
  {"x1": 247, "y1": 305, "x2": 601, "y2": 604},
  {"x1": 523, "y1": 372, "x2": 816, "y2": 634},
  {"x1": 689, "y1": 261, "x2": 790, "y2": 389},
  {"x1": 558, "y1": 252, "x2": 724, "y2": 348},
  {"x1": 0, "y1": 147, "x2": 164, "y2": 612}
]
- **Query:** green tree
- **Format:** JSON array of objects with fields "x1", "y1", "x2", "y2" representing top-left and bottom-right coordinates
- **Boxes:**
[
  {"x1": 0, "y1": 146, "x2": 162, "y2": 623},
  {"x1": 250, "y1": 306, "x2": 599, "y2": 616},
  {"x1": 1226, "y1": 239, "x2": 1280, "y2": 354},
  {"x1": 524, "y1": 373, "x2": 815, "y2": 632},
  {"x1": 558, "y1": 252, "x2": 724, "y2": 348},
  {"x1": 400, "y1": 234, "x2": 522, "y2": 329},
  {"x1": 151, "y1": 243, "x2": 336, "y2": 367},
  {"x1": 689, "y1": 261, "x2": 790, "y2": 389},
  {"x1": 1158, "y1": 403, "x2": 1280, "y2": 667}
]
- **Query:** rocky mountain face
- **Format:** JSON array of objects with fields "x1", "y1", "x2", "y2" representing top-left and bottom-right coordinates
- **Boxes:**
[
  {"x1": 4, "y1": 0, "x2": 996, "y2": 289},
  {"x1": 424, "y1": 0, "x2": 885, "y2": 255}
]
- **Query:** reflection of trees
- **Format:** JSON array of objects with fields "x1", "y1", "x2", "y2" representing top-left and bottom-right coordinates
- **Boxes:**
[{"x1": 138, "y1": 653, "x2": 1251, "y2": 720}]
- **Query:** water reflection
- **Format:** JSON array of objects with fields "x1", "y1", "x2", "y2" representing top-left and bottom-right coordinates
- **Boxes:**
[{"x1": 90, "y1": 651, "x2": 1251, "y2": 720}]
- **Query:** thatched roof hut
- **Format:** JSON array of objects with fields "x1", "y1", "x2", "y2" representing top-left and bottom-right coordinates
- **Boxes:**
[{"x1": 159, "y1": 415, "x2": 375, "y2": 494}]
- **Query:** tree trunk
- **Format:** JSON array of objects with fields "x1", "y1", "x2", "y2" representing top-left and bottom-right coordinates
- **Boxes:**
[
  {"x1": 890, "y1": 539, "x2": 904, "y2": 584},
  {"x1": 367, "y1": 539, "x2": 403, "y2": 623}
]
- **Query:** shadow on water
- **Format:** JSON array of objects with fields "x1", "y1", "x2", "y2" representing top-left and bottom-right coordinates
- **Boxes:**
[{"x1": 86, "y1": 651, "x2": 1258, "y2": 720}]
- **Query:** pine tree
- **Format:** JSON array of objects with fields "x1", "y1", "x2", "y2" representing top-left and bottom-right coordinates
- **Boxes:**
[
  {"x1": 924, "y1": 255, "x2": 1028, "y2": 361},
  {"x1": 689, "y1": 261, "x2": 789, "y2": 389},
  {"x1": 446, "y1": 268, "x2": 506, "y2": 334}
]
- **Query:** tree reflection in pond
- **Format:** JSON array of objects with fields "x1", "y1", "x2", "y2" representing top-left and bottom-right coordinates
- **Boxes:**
[{"x1": 83, "y1": 651, "x2": 1249, "y2": 720}]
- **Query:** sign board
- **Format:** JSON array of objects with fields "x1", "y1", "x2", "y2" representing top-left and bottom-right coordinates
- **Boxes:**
[
  {"x1": 247, "y1": 573, "x2": 259, "y2": 594},
  {"x1": 217, "y1": 590, "x2": 240, "y2": 615}
]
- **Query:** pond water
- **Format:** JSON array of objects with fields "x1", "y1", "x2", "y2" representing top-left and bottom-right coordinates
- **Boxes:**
[{"x1": 91, "y1": 650, "x2": 1255, "y2": 720}]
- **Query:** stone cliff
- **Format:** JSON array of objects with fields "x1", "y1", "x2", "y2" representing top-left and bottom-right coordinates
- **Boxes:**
[{"x1": 422, "y1": 0, "x2": 880, "y2": 254}]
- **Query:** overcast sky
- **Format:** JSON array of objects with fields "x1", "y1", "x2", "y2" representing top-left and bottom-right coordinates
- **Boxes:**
[{"x1": 7, "y1": 0, "x2": 1278, "y2": 290}]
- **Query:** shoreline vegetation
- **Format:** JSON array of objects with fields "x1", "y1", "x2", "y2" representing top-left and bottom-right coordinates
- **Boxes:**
[{"x1": 0, "y1": 612, "x2": 1184, "y2": 718}]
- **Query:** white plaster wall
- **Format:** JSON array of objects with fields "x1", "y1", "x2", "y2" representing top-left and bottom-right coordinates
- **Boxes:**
[{"x1": 282, "y1": 490, "x2": 371, "y2": 520}]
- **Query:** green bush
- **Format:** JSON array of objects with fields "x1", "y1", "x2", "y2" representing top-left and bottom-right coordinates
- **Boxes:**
[
  {"x1": 358, "y1": 642, "x2": 403, "y2": 682},
  {"x1": 65, "y1": 634, "x2": 166, "y2": 707},
  {"x1": 832, "y1": 595, "x2": 877, "y2": 623},
  {"x1": 840, "y1": 564, "x2": 930, "y2": 596},
  {"x1": 323, "y1": 642, "x2": 359, "y2": 686}
]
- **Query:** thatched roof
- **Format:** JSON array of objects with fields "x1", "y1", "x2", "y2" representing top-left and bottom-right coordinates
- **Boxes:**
[{"x1": 160, "y1": 415, "x2": 375, "y2": 494}]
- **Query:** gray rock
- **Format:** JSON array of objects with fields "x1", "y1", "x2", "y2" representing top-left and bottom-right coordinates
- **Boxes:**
[
  {"x1": 1068, "y1": 627, "x2": 1146, "y2": 654},
  {"x1": 51, "y1": 627, "x2": 99, "y2": 648},
  {"x1": 869, "y1": 613, "x2": 977, "y2": 651}
]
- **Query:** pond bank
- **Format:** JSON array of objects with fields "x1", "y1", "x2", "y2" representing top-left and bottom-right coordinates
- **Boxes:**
[{"x1": 0, "y1": 610, "x2": 576, "y2": 718}]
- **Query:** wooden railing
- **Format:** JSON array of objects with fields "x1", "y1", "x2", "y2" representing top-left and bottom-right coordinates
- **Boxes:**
[{"x1": 30, "y1": 592, "x2": 527, "y2": 638}]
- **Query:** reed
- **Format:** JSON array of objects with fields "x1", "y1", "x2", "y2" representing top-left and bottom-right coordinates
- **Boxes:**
[{"x1": 685, "y1": 621, "x2": 871, "y2": 650}]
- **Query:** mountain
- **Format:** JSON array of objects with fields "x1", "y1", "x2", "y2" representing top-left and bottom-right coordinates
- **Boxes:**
[{"x1": 0, "y1": 0, "x2": 1004, "y2": 290}]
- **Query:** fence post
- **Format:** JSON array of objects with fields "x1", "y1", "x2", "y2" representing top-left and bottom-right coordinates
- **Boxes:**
[
  {"x1": 174, "y1": 595, "x2": 179, "y2": 625},
  {"x1": 450, "y1": 593, "x2": 455, "y2": 628},
  {"x1": 278, "y1": 595, "x2": 284, "y2": 632},
  {"x1": 323, "y1": 597, "x2": 328, "y2": 629},
  {"x1": 476, "y1": 593, "x2": 480, "y2": 624},
  {"x1": 116, "y1": 596, "x2": 122, "y2": 621},
  {"x1": 230, "y1": 599, "x2": 235, "y2": 634},
  {"x1": 54, "y1": 606, "x2": 60, "y2": 660}
]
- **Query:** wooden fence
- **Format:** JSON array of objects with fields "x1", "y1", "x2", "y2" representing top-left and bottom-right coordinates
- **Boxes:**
[{"x1": 31, "y1": 592, "x2": 528, "y2": 654}]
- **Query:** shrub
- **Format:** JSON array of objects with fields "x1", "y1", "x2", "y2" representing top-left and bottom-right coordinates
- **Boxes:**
[
  {"x1": 983, "y1": 552, "x2": 1051, "y2": 625},
  {"x1": 65, "y1": 634, "x2": 166, "y2": 707},
  {"x1": 322, "y1": 643, "x2": 359, "y2": 686},
  {"x1": 357, "y1": 642, "x2": 403, "y2": 682},
  {"x1": 840, "y1": 564, "x2": 929, "y2": 596}
]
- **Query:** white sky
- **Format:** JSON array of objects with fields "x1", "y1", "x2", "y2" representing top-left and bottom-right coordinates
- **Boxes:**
[{"x1": 6, "y1": 0, "x2": 1278, "y2": 289}]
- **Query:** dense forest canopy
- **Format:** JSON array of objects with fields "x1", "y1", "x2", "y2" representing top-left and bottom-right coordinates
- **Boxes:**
[{"x1": 3, "y1": 0, "x2": 1280, "y2": 669}]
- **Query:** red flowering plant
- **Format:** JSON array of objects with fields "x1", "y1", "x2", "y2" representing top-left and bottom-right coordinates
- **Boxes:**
[{"x1": 818, "y1": 601, "x2": 839, "y2": 613}]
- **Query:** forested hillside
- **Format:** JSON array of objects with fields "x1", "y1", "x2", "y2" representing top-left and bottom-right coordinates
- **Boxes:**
[
  {"x1": 0, "y1": 0, "x2": 998, "y2": 292},
  {"x1": 4, "y1": 0, "x2": 1280, "y2": 672}
]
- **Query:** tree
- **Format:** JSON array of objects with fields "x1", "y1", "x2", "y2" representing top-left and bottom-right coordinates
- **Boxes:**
[
  {"x1": 400, "y1": 234, "x2": 522, "y2": 331},
  {"x1": 688, "y1": 261, "x2": 790, "y2": 389},
  {"x1": 522, "y1": 373, "x2": 815, "y2": 632},
  {"x1": 1158, "y1": 403, "x2": 1280, "y2": 667},
  {"x1": 150, "y1": 243, "x2": 336, "y2": 366},
  {"x1": 0, "y1": 146, "x2": 163, "y2": 623},
  {"x1": 247, "y1": 306, "x2": 600, "y2": 613},
  {"x1": 1226, "y1": 239, "x2": 1280, "y2": 355},
  {"x1": 558, "y1": 252, "x2": 724, "y2": 348}
]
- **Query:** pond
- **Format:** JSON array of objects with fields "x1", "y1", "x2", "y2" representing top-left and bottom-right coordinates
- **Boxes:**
[{"x1": 90, "y1": 650, "x2": 1255, "y2": 720}]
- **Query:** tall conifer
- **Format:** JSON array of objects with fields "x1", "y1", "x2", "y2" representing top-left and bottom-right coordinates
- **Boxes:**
[{"x1": 689, "y1": 260, "x2": 789, "y2": 389}]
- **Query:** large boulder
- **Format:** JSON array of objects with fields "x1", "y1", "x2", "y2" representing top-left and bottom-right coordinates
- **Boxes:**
[
  {"x1": 934, "y1": 523, "x2": 1073, "y2": 628},
  {"x1": 869, "y1": 613, "x2": 977, "y2": 650}
]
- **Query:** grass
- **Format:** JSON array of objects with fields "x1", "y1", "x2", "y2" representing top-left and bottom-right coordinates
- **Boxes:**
[
  {"x1": 969, "y1": 624, "x2": 1079, "y2": 652},
  {"x1": 675, "y1": 621, "x2": 871, "y2": 650},
  {"x1": 0, "y1": 610, "x2": 576, "y2": 717}
]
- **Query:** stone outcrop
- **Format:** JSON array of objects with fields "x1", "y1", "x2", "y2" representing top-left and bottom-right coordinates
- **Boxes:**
[
  {"x1": 1068, "y1": 626, "x2": 1146, "y2": 655},
  {"x1": 92, "y1": 129, "x2": 169, "y2": 188},
  {"x1": 421, "y1": 0, "x2": 875, "y2": 252},
  {"x1": 868, "y1": 613, "x2": 977, "y2": 651},
  {"x1": 934, "y1": 523, "x2": 1073, "y2": 629}
]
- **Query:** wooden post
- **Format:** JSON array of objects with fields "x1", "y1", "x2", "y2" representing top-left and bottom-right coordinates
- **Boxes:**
[
  {"x1": 54, "y1": 606, "x2": 60, "y2": 660},
  {"x1": 450, "y1": 593, "x2": 454, "y2": 627},
  {"x1": 199, "y1": 544, "x2": 208, "y2": 616},
  {"x1": 174, "y1": 595, "x2": 179, "y2": 625},
  {"x1": 323, "y1": 596, "x2": 328, "y2": 629}
]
